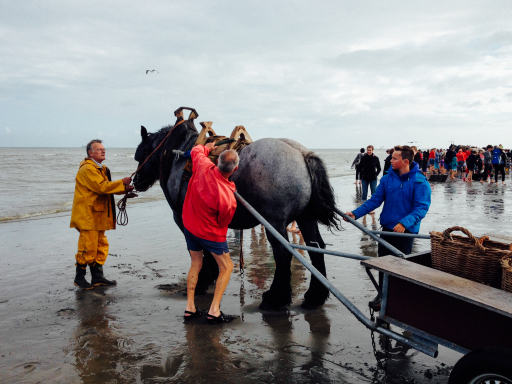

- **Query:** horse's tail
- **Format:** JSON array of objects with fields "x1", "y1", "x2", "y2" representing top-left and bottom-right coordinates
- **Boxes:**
[{"x1": 303, "y1": 152, "x2": 341, "y2": 231}]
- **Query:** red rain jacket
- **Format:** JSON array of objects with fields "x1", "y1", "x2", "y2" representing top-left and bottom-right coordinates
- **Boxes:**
[{"x1": 182, "y1": 145, "x2": 237, "y2": 242}]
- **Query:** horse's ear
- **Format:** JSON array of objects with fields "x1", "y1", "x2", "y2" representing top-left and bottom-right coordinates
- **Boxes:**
[{"x1": 141, "y1": 126, "x2": 148, "y2": 139}]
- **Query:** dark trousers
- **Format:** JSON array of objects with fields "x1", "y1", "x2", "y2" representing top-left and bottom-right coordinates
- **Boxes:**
[
  {"x1": 377, "y1": 227, "x2": 414, "y2": 257},
  {"x1": 374, "y1": 227, "x2": 414, "y2": 297},
  {"x1": 494, "y1": 164, "x2": 505, "y2": 182},
  {"x1": 483, "y1": 164, "x2": 493, "y2": 181},
  {"x1": 355, "y1": 165, "x2": 362, "y2": 180},
  {"x1": 361, "y1": 179, "x2": 377, "y2": 201}
]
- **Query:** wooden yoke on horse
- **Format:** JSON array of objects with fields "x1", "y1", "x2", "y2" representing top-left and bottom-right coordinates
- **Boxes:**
[
  {"x1": 174, "y1": 106, "x2": 199, "y2": 122},
  {"x1": 182, "y1": 122, "x2": 253, "y2": 176}
]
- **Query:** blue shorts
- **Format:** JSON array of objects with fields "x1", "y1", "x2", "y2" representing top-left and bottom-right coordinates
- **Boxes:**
[
  {"x1": 184, "y1": 228, "x2": 229, "y2": 255},
  {"x1": 434, "y1": 160, "x2": 439, "y2": 169},
  {"x1": 429, "y1": 159, "x2": 434, "y2": 165}
]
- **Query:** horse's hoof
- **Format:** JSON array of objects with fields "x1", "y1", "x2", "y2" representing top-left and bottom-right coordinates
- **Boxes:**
[
  {"x1": 259, "y1": 299, "x2": 288, "y2": 311},
  {"x1": 303, "y1": 288, "x2": 329, "y2": 309}
]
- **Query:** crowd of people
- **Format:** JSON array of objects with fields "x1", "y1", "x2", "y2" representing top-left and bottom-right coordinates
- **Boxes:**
[{"x1": 352, "y1": 144, "x2": 511, "y2": 186}]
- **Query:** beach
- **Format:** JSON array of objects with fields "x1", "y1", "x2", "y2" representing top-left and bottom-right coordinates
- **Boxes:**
[{"x1": 1, "y1": 148, "x2": 511, "y2": 383}]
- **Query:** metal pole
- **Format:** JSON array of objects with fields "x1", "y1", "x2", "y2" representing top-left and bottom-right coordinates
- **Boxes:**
[
  {"x1": 369, "y1": 231, "x2": 430, "y2": 239},
  {"x1": 334, "y1": 208, "x2": 405, "y2": 258},
  {"x1": 289, "y1": 243, "x2": 371, "y2": 261},
  {"x1": 235, "y1": 192, "x2": 438, "y2": 357}
]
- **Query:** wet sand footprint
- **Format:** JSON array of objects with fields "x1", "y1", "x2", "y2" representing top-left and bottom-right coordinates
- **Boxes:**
[{"x1": 14, "y1": 362, "x2": 40, "y2": 374}]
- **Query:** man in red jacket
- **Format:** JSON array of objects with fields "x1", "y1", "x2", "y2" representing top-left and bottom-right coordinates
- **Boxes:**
[{"x1": 182, "y1": 143, "x2": 239, "y2": 324}]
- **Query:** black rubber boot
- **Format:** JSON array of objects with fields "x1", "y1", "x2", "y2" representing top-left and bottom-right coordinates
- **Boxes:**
[
  {"x1": 74, "y1": 263, "x2": 93, "y2": 290},
  {"x1": 90, "y1": 262, "x2": 117, "y2": 286},
  {"x1": 368, "y1": 271, "x2": 382, "y2": 311}
]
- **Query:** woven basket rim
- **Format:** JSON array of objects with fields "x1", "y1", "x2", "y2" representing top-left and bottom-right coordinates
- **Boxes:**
[{"x1": 430, "y1": 231, "x2": 512, "y2": 257}]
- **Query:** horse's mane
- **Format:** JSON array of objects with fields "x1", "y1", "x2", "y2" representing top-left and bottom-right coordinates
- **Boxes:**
[{"x1": 134, "y1": 121, "x2": 199, "y2": 191}]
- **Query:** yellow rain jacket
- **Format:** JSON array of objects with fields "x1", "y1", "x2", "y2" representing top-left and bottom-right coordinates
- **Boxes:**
[{"x1": 70, "y1": 158, "x2": 127, "y2": 231}]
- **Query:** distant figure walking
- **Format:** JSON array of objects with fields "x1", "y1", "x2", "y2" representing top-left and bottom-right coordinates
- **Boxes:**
[
  {"x1": 483, "y1": 145, "x2": 494, "y2": 183},
  {"x1": 456, "y1": 149, "x2": 467, "y2": 178},
  {"x1": 445, "y1": 146, "x2": 456, "y2": 179},
  {"x1": 422, "y1": 149, "x2": 429, "y2": 175},
  {"x1": 412, "y1": 146, "x2": 422, "y2": 168},
  {"x1": 352, "y1": 148, "x2": 365, "y2": 185},
  {"x1": 466, "y1": 149, "x2": 478, "y2": 182},
  {"x1": 359, "y1": 145, "x2": 381, "y2": 201},
  {"x1": 492, "y1": 145, "x2": 506, "y2": 185},
  {"x1": 383, "y1": 148, "x2": 394, "y2": 176}
]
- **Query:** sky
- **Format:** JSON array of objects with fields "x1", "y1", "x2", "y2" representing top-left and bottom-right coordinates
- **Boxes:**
[{"x1": 1, "y1": 0, "x2": 512, "y2": 149}]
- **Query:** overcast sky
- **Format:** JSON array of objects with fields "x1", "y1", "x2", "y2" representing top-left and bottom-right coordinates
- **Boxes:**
[{"x1": 1, "y1": 1, "x2": 511, "y2": 149}]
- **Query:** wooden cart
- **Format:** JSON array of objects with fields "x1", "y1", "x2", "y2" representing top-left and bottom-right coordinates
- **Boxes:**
[
  {"x1": 233, "y1": 194, "x2": 512, "y2": 383},
  {"x1": 362, "y1": 252, "x2": 512, "y2": 384}
]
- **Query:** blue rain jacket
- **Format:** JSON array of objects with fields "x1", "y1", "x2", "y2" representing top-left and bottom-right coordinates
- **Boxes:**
[{"x1": 352, "y1": 162, "x2": 431, "y2": 234}]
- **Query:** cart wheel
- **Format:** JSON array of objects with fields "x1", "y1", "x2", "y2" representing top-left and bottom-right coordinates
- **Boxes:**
[{"x1": 448, "y1": 347, "x2": 512, "y2": 384}]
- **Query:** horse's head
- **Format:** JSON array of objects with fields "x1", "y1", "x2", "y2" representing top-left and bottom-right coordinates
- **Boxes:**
[
  {"x1": 133, "y1": 113, "x2": 200, "y2": 191},
  {"x1": 133, "y1": 126, "x2": 163, "y2": 191}
]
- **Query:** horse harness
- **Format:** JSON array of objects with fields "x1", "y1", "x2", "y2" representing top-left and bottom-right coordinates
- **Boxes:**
[
  {"x1": 119, "y1": 107, "x2": 253, "y2": 225},
  {"x1": 165, "y1": 121, "x2": 253, "y2": 212}
]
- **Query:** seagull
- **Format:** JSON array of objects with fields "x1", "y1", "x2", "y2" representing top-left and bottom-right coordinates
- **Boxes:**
[{"x1": 146, "y1": 70, "x2": 159, "y2": 74}]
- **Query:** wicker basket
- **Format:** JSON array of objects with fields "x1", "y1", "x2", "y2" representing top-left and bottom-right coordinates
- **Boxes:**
[
  {"x1": 430, "y1": 226, "x2": 512, "y2": 288},
  {"x1": 502, "y1": 258, "x2": 512, "y2": 293}
]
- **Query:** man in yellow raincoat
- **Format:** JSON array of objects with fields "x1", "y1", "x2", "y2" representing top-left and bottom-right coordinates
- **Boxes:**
[{"x1": 70, "y1": 139, "x2": 133, "y2": 289}]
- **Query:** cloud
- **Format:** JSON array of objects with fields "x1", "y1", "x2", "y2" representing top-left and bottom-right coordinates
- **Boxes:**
[
  {"x1": 1, "y1": 1, "x2": 512, "y2": 148},
  {"x1": 5, "y1": 127, "x2": 11, "y2": 134}
]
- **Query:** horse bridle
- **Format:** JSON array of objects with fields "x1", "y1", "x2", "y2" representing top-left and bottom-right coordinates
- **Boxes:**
[{"x1": 131, "y1": 118, "x2": 186, "y2": 184}]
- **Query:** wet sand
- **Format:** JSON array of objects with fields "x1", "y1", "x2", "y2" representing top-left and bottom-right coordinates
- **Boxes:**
[{"x1": 1, "y1": 176, "x2": 511, "y2": 383}]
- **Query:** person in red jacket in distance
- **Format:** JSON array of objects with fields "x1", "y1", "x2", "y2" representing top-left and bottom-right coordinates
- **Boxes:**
[{"x1": 182, "y1": 142, "x2": 239, "y2": 324}]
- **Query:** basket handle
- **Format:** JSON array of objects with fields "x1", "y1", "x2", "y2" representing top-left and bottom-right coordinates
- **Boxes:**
[
  {"x1": 442, "y1": 226, "x2": 486, "y2": 254},
  {"x1": 502, "y1": 244, "x2": 512, "y2": 260}
]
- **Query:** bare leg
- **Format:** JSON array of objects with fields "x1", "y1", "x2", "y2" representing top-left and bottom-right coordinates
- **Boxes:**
[
  {"x1": 185, "y1": 250, "x2": 203, "y2": 315},
  {"x1": 287, "y1": 221, "x2": 297, "y2": 232},
  {"x1": 208, "y1": 252, "x2": 234, "y2": 317}
]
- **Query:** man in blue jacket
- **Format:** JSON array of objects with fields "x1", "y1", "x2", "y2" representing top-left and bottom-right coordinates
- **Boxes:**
[{"x1": 345, "y1": 145, "x2": 431, "y2": 309}]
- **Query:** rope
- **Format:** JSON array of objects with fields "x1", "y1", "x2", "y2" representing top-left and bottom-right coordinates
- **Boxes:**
[
  {"x1": 116, "y1": 119, "x2": 187, "y2": 226},
  {"x1": 116, "y1": 192, "x2": 138, "y2": 226},
  {"x1": 130, "y1": 118, "x2": 186, "y2": 178}
]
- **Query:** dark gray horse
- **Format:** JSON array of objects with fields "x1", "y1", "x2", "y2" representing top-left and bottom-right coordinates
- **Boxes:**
[{"x1": 134, "y1": 112, "x2": 340, "y2": 310}]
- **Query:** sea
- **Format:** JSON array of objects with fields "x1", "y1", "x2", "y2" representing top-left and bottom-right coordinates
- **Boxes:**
[{"x1": 0, "y1": 147, "x2": 380, "y2": 222}]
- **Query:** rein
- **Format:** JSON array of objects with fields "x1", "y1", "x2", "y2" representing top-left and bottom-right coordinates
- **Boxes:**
[
  {"x1": 131, "y1": 118, "x2": 186, "y2": 179},
  {"x1": 116, "y1": 118, "x2": 187, "y2": 226}
]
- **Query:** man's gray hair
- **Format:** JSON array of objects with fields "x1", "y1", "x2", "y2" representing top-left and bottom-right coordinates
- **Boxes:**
[
  {"x1": 218, "y1": 150, "x2": 239, "y2": 173},
  {"x1": 86, "y1": 139, "x2": 102, "y2": 156}
]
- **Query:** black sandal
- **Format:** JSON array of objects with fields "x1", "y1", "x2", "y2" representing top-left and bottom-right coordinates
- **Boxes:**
[
  {"x1": 207, "y1": 311, "x2": 236, "y2": 324},
  {"x1": 184, "y1": 308, "x2": 206, "y2": 320}
]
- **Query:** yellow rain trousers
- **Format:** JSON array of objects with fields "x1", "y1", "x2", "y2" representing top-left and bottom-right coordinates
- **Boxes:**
[
  {"x1": 76, "y1": 230, "x2": 109, "y2": 265},
  {"x1": 70, "y1": 158, "x2": 126, "y2": 265}
]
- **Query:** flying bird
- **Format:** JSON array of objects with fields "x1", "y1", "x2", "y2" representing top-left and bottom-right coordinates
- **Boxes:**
[{"x1": 146, "y1": 70, "x2": 159, "y2": 74}]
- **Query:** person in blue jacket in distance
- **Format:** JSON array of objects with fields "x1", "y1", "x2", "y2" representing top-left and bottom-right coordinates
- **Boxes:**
[{"x1": 345, "y1": 145, "x2": 431, "y2": 309}]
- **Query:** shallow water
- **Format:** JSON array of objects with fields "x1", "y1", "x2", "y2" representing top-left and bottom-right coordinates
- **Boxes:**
[
  {"x1": 1, "y1": 149, "x2": 511, "y2": 383},
  {"x1": 0, "y1": 147, "x2": 379, "y2": 221}
]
